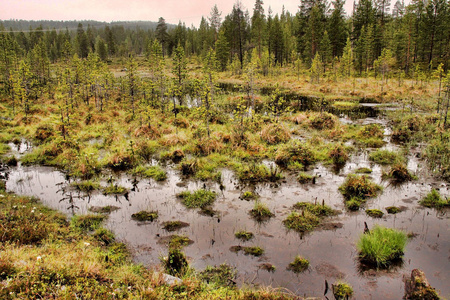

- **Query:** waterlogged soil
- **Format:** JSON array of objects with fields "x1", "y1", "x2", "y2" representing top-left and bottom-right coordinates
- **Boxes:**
[{"x1": 4, "y1": 117, "x2": 450, "y2": 299}]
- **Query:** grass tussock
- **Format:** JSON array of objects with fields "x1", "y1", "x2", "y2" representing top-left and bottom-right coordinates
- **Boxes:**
[
  {"x1": 332, "y1": 282, "x2": 354, "y2": 300},
  {"x1": 199, "y1": 264, "x2": 237, "y2": 287},
  {"x1": 357, "y1": 225, "x2": 408, "y2": 268},
  {"x1": 131, "y1": 210, "x2": 159, "y2": 222},
  {"x1": 249, "y1": 201, "x2": 275, "y2": 222},
  {"x1": 177, "y1": 189, "x2": 217, "y2": 209},
  {"x1": 260, "y1": 123, "x2": 291, "y2": 145},
  {"x1": 339, "y1": 174, "x2": 382, "y2": 200},
  {"x1": 369, "y1": 149, "x2": 404, "y2": 165},
  {"x1": 287, "y1": 256, "x2": 309, "y2": 273},
  {"x1": 419, "y1": 189, "x2": 449, "y2": 209},
  {"x1": 235, "y1": 230, "x2": 254, "y2": 242}
]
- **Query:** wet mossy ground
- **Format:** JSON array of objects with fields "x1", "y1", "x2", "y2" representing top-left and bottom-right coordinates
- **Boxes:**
[{"x1": 131, "y1": 210, "x2": 159, "y2": 222}]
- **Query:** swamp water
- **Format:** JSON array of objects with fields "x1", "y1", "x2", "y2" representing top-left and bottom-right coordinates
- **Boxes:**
[{"x1": 3, "y1": 115, "x2": 450, "y2": 299}]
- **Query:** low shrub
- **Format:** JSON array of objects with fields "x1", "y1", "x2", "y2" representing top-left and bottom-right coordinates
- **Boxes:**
[{"x1": 357, "y1": 225, "x2": 408, "y2": 267}]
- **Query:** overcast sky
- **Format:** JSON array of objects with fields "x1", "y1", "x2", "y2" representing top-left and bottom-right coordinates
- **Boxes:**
[{"x1": 0, "y1": 0, "x2": 361, "y2": 27}]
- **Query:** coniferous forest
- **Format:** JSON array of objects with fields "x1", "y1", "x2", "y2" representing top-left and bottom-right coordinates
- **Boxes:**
[{"x1": 0, "y1": 0, "x2": 449, "y2": 299}]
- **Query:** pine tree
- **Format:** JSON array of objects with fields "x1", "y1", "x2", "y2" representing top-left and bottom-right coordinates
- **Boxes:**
[
  {"x1": 156, "y1": 17, "x2": 169, "y2": 57},
  {"x1": 251, "y1": 0, "x2": 266, "y2": 57},
  {"x1": 328, "y1": 0, "x2": 348, "y2": 57},
  {"x1": 209, "y1": 5, "x2": 222, "y2": 42},
  {"x1": 215, "y1": 29, "x2": 230, "y2": 71},
  {"x1": 172, "y1": 44, "x2": 187, "y2": 105}
]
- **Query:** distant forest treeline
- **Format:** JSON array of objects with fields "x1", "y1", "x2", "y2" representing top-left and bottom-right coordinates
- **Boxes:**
[{"x1": 1, "y1": 0, "x2": 449, "y2": 74}]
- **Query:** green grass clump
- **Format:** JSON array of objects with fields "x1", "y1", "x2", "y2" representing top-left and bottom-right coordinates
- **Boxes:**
[
  {"x1": 236, "y1": 163, "x2": 283, "y2": 182},
  {"x1": 419, "y1": 189, "x2": 449, "y2": 209},
  {"x1": 386, "y1": 206, "x2": 401, "y2": 214},
  {"x1": 88, "y1": 205, "x2": 120, "y2": 214},
  {"x1": 369, "y1": 149, "x2": 404, "y2": 165},
  {"x1": 0, "y1": 196, "x2": 67, "y2": 245},
  {"x1": 283, "y1": 211, "x2": 320, "y2": 232},
  {"x1": 260, "y1": 123, "x2": 291, "y2": 145},
  {"x1": 103, "y1": 184, "x2": 128, "y2": 195},
  {"x1": 357, "y1": 225, "x2": 408, "y2": 267},
  {"x1": 235, "y1": 230, "x2": 254, "y2": 242},
  {"x1": 92, "y1": 227, "x2": 115, "y2": 246},
  {"x1": 297, "y1": 172, "x2": 314, "y2": 183},
  {"x1": 131, "y1": 165, "x2": 167, "y2": 181},
  {"x1": 383, "y1": 163, "x2": 416, "y2": 183},
  {"x1": 168, "y1": 235, "x2": 193, "y2": 249},
  {"x1": 339, "y1": 174, "x2": 382, "y2": 200},
  {"x1": 162, "y1": 221, "x2": 190, "y2": 231},
  {"x1": 287, "y1": 256, "x2": 309, "y2": 273},
  {"x1": 355, "y1": 167, "x2": 373, "y2": 174},
  {"x1": 332, "y1": 282, "x2": 354, "y2": 300},
  {"x1": 71, "y1": 180, "x2": 101, "y2": 192},
  {"x1": 178, "y1": 189, "x2": 217, "y2": 209},
  {"x1": 366, "y1": 209, "x2": 384, "y2": 218},
  {"x1": 275, "y1": 140, "x2": 316, "y2": 168},
  {"x1": 70, "y1": 214, "x2": 106, "y2": 232},
  {"x1": 345, "y1": 198, "x2": 363, "y2": 210},
  {"x1": 249, "y1": 201, "x2": 274, "y2": 222},
  {"x1": 200, "y1": 264, "x2": 237, "y2": 287},
  {"x1": 356, "y1": 124, "x2": 385, "y2": 147},
  {"x1": 293, "y1": 202, "x2": 334, "y2": 217},
  {"x1": 161, "y1": 248, "x2": 189, "y2": 276},
  {"x1": 131, "y1": 210, "x2": 158, "y2": 222},
  {"x1": 243, "y1": 246, "x2": 264, "y2": 257},
  {"x1": 329, "y1": 143, "x2": 349, "y2": 165},
  {"x1": 240, "y1": 191, "x2": 258, "y2": 200}
]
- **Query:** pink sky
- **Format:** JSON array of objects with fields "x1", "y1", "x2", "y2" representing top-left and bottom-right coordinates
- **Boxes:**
[{"x1": 1, "y1": 0, "x2": 356, "y2": 27}]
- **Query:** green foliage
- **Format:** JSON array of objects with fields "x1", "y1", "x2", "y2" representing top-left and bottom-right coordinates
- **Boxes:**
[
  {"x1": 288, "y1": 256, "x2": 309, "y2": 273},
  {"x1": 234, "y1": 230, "x2": 254, "y2": 242},
  {"x1": 131, "y1": 165, "x2": 167, "y2": 181},
  {"x1": 369, "y1": 149, "x2": 404, "y2": 165},
  {"x1": 71, "y1": 180, "x2": 100, "y2": 192},
  {"x1": 332, "y1": 282, "x2": 354, "y2": 300},
  {"x1": 162, "y1": 221, "x2": 189, "y2": 232},
  {"x1": 70, "y1": 214, "x2": 106, "y2": 232},
  {"x1": 339, "y1": 174, "x2": 382, "y2": 200},
  {"x1": 103, "y1": 184, "x2": 128, "y2": 195},
  {"x1": 366, "y1": 209, "x2": 384, "y2": 218},
  {"x1": 177, "y1": 189, "x2": 217, "y2": 209},
  {"x1": 419, "y1": 189, "x2": 449, "y2": 209},
  {"x1": 131, "y1": 210, "x2": 158, "y2": 222},
  {"x1": 162, "y1": 248, "x2": 188, "y2": 276},
  {"x1": 386, "y1": 206, "x2": 401, "y2": 214},
  {"x1": 200, "y1": 264, "x2": 237, "y2": 287},
  {"x1": 243, "y1": 246, "x2": 264, "y2": 257},
  {"x1": 357, "y1": 225, "x2": 408, "y2": 267},
  {"x1": 297, "y1": 172, "x2": 314, "y2": 183},
  {"x1": 249, "y1": 201, "x2": 274, "y2": 222},
  {"x1": 283, "y1": 211, "x2": 320, "y2": 232}
]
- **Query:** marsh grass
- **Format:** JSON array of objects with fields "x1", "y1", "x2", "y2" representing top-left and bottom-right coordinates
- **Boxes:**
[
  {"x1": 287, "y1": 256, "x2": 309, "y2": 273},
  {"x1": 177, "y1": 189, "x2": 217, "y2": 209},
  {"x1": 365, "y1": 209, "x2": 384, "y2": 218},
  {"x1": 382, "y1": 163, "x2": 416, "y2": 183},
  {"x1": 70, "y1": 214, "x2": 106, "y2": 232},
  {"x1": 243, "y1": 246, "x2": 265, "y2": 256},
  {"x1": 357, "y1": 225, "x2": 407, "y2": 268},
  {"x1": 131, "y1": 165, "x2": 167, "y2": 181},
  {"x1": 162, "y1": 221, "x2": 190, "y2": 231},
  {"x1": 419, "y1": 189, "x2": 450, "y2": 209},
  {"x1": 88, "y1": 205, "x2": 120, "y2": 214},
  {"x1": 235, "y1": 230, "x2": 254, "y2": 242},
  {"x1": 283, "y1": 211, "x2": 320, "y2": 232},
  {"x1": 71, "y1": 180, "x2": 101, "y2": 192},
  {"x1": 386, "y1": 206, "x2": 401, "y2": 214},
  {"x1": 200, "y1": 264, "x2": 237, "y2": 287},
  {"x1": 131, "y1": 210, "x2": 159, "y2": 222},
  {"x1": 332, "y1": 282, "x2": 354, "y2": 300},
  {"x1": 297, "y1": 172, "x2": 314, "y2": 183},
  {"x1": 249, "y1": 201, "x2": 275, "y2": 222},
  {"x1": 369, "y1": 149, "x2": 404, "y2": 165},
  {"x1": 339, "y1": 174, "x2": 382, "y2": 200},
  {"x1": 103, "y1": 184, "x2": 128, "y2": 195}
]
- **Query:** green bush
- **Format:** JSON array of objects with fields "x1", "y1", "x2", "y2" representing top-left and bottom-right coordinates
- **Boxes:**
[{"x1": 357, "y1": 225, "x2": 408, "y2": 267}]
